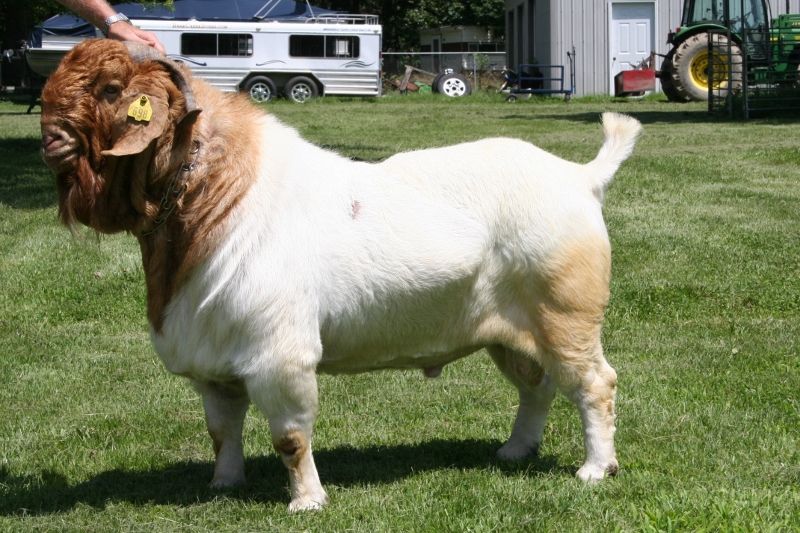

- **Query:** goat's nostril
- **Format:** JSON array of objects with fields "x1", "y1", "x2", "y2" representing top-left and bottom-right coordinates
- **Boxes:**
[
  {"x1": 40, "y1": 125, "x2": 80, "y2": 173},
  {"x1": 42, "y1": 135, "x2": 68, "y2": 157},
  {"x1": 41, "y1": 125, "x2": 74, "y2": 158},
  {"x1": 43, "y1": 133, "x2": 60, "y2": 149}
]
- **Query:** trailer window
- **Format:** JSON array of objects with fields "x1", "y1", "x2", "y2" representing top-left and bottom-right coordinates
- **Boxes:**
[
  {"x1": 327, "y1": 36, "x2": 358, "y2": 57},
  {"x1": 290, "y1": 35, "x2": 324, "y2": 57},
  {"x1": 289, "y1": 35, "x2": 360, "y2": 58},
  {"x1": 181, "y1": 33, "x2": 253, "y2": 56}
]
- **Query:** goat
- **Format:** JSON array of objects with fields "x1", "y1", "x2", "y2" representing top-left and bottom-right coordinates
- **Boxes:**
[{"x1": 40, "y1": 39, "x2": 642, "y2": 512}]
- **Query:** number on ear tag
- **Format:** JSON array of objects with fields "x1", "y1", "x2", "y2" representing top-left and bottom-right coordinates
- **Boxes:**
[{"x1": 127, "y1": 95, "x2": 153, "y2": 122}]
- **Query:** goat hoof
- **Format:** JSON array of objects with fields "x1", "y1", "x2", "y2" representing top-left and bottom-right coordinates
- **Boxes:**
[
  {"x1": 496, "y1": 441, "x2": 539, "y2": 461},
  {"x1": 576, "y1": 460, "x2": 618, "y2": 483},
  {"x1": 423, "y1": 365, "x2": 443, "y2": 378},
  {"x1": 288, "y1": 495, "x2": 328, "y2": 513},
  {"x1": 209, "y1": 474, "x2": 246, "y2": 489}
]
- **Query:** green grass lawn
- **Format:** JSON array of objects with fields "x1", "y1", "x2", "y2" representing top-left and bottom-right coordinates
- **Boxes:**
[{"x1": 1, "y1": 92, "x2": 798, "y2": 531}]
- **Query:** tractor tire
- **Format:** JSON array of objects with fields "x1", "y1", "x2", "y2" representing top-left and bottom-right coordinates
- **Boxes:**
[
  {"x1": 670, "y1": 33, "x2": 742, "y2": 102},
  {"x1": 659, "y1": 52, "x2": 689, "y2": 102}
]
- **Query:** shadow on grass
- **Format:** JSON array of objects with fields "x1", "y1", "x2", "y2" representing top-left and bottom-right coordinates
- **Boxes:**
[
  {"x1": 503, "y1": 108, "x2": 800, "y2": 126},
  {"x1": 0, "y1": 439, "x2": 566, "y2": 515},
  {"x1": 501, "y1": 109, "x2": 715, "y2": 126},
  {"x1": 0, "y1": 137, "x2": 56, "y2": 210}
]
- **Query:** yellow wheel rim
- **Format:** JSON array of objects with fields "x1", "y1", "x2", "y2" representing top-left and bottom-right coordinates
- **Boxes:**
[{"x1": 689, "y1": 50, "x2": 729, "y2": 90}]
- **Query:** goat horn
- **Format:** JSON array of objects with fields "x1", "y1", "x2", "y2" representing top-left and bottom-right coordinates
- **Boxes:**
[{"x1": 123, "y1": 41, "x2": 200, "y2": 115}]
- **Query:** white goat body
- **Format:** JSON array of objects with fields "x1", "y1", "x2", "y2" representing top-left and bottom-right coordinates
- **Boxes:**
[
  {"x1": 155, "y1": 115, "x2": 629, "y2": 379},
  {"x1": 40, "y1": 39, "x2": 641, "y2": 512}
]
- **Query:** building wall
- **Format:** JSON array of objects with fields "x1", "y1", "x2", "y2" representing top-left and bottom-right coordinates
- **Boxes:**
[
  {"x1": 420, "y1": 26, "x2": 497, "y2": 48},
  {"x1": 770, "y1": 0, "x2": 800, "y2": 14},
  {"x1": 505, "y1": 0, "x2": 800, "y2": 96},
  {"x1": 418, "y1": 25, "x2": 503, "y2": 73}
]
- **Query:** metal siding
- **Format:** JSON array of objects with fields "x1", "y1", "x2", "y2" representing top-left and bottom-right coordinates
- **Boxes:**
[
  {"x1": 551, "y1": 0, "x2": 559, "y2": 90},
  {"x1": 542, "y1": 0, "x2": 609, "y2": 96},
  {"x1": 769, "y1": 0, "x2": 800, "y2": 14},
  {"x1": 536, "y1": 1, "x2": 551, "y2": 64},
  {"x1": 594, "y1": 1, "x2": 609, "y2": 95},
  {"x1": 658, "y1": 1, "x2": 678, "y2": 56},
  {"x1": 556, "y1": 0, "x2": 608, "y2": 96}
]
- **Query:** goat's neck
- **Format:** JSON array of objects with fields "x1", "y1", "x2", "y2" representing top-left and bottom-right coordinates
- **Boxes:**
[{"x1": 137, "y1": 101, "x2": 263, "y2": 332}]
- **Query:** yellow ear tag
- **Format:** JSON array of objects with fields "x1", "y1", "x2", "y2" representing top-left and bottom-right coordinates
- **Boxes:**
[{"x1": 127, "y1": 95, "x2": 153, "y2": 122}]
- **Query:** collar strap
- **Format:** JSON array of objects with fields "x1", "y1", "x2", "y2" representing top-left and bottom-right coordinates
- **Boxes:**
[{"x1": 141, "y1": 140, "x2": 200, "y2": 237}]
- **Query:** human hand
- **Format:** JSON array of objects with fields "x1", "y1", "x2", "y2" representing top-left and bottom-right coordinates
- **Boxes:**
[{"x1": 107, "y1": 22, "x2": 165, "y2": 54}]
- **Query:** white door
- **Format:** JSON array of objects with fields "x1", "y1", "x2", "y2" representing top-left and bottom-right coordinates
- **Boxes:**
[{"x1": 610, "y1": 2, "x2": 654, "y2": 93}]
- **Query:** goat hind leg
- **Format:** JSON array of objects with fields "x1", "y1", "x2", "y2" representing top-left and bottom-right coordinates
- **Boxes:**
[
  {"x1": 489, "y1": 346, "x2": 557, "y2": 461},
  {"x1": 571, "y1": 354, "x2": 618, "y2": 482},
  {"x1": 542, "y1": 339, "x2": 618, "y2": 482},
  {"x1": 533, "y1": 238, "x2": 618, "y2": 482}
]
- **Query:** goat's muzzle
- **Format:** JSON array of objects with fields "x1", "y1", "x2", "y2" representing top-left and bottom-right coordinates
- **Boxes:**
[{"x1": 41, "y1": 122, "x2": 80, "y2": 173}]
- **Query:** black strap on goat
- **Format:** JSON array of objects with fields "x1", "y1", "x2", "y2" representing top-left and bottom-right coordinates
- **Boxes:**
[
  {"x1": 141, "y1": 140, "x2": 200, "y2": 237},
  {"x1": 123, "y1": 42, "x2": 204, "y2": 237}
]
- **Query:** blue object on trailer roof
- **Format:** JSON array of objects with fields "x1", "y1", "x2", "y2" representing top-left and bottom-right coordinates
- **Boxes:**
[
  {"x1": 32, "y1": 0, "x2": 338, "y2": 46},
  {"x1": 106, "y1": 0, "x2": 338, "y2": 21}
]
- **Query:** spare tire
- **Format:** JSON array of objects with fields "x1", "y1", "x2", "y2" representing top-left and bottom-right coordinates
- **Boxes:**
[
  {"x1": 431, "y1": 72, "x2": 444, "y2": 93},
  {"x1": 437, "y1": 73, "x2": 471, "y2": 97}
]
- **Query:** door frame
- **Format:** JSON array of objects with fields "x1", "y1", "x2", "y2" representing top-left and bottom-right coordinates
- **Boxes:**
[{"x1": 607, "y1": 0, "x2": 657, "y2": 94}]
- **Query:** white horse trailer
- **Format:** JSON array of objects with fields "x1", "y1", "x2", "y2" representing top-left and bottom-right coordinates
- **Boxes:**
[
  {"x1": 27, "y1": 14, "x2": 382, "y2": 103},
  {"x1": 140, "y1": 15, "x2": 382, "y2": 102}
]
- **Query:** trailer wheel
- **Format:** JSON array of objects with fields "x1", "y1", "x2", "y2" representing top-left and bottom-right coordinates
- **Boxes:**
[
  {"x1": 285, "y1": 76, "x2": 319, "y2": 103},
  {"x1": 437, "y1": 73, "x2": 471, "y2": 97},
  {"x1": 244, "y1": 76, "x2": 276, "y2": 103},
  {"x1": 659, "y1": 51, "x2": 688, "y2": 102},
  {"x1": 670, "y1": 33, "x2": 742, "y2": 102}
]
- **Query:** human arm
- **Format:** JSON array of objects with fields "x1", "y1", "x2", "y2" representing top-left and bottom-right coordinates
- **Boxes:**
[{"x1": 56, "y1": 0, "x2": 165, "y2": 53}]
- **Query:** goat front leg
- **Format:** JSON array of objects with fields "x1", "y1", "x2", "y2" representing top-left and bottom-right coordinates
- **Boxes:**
[
  {"x1": 194, "y1": 379, "x2": 250, "y2": 488},
  {"x1": 246, "y1": 359, "x2": 328, "y2": 512}
]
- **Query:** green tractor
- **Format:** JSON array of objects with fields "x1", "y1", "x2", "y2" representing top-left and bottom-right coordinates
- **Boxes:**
[{"x1": 660, "y1": 0, "x2": 800, "y2": 101}]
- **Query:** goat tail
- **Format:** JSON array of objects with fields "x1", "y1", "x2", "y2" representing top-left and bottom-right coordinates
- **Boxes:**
[{"x1": 586, "y1": 112, "x2": 642, "y2": 203}]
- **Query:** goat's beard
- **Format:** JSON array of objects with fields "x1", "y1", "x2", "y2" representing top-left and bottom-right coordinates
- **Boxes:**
[
  {"x1": 56, "y1": 148, "x2": 162, "y2": 235},
  {"x1": 57, "y1": 156, "x2": 104, "y2": 231}
]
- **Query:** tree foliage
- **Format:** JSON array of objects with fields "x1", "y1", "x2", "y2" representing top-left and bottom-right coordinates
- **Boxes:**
[
  {"x1": 0, "y1": 0, "x2": 61, "y2": 49},
  {"x1": 314, "y1": 0, "x2": 504, "y2": 50}
]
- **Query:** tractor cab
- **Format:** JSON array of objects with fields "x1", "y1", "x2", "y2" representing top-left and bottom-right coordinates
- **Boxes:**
[{"x1": 670, "y1": 0, "x2": 769, "y2": 42}]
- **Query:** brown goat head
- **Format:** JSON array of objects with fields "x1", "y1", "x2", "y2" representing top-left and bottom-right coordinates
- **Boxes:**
[{"x1": 41, "y1": 39, "x2": 201, "y2": 234}]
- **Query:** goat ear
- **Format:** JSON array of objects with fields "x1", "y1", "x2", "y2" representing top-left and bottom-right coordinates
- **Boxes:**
[{"x1": 101, "y1": 92, "x2": 170, "y2": 157}]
